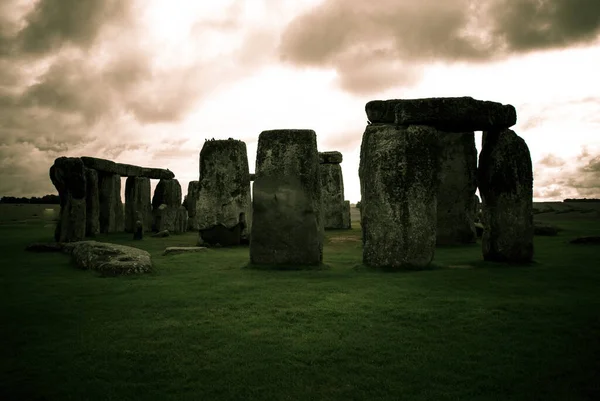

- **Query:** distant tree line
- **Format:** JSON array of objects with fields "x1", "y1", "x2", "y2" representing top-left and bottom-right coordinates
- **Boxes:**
[
  {"x1": 0, "y1": 194, "x2": 60, "y2": 204},
  {"x1": 563, "y1": 198, "x2": 600, "y2": 203}
]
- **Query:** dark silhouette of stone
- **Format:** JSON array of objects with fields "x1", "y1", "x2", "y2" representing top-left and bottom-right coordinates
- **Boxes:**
[
  {"x1": 133, "y1": 220, "x2": 143, "y2": 240},
  {"x1": 125, "y1": 177, "x2": 152, "y2": 233},
  {"x1": 366, "y1": 97, "x2": 516, "y2": 131},
  {"x1": 175, "y1": 206, "x2": 188, "y2": 234},
  {"x1": 342, "y1": 200, "x2": 351, "y2": 229},
  {"x1": 151, "y1": 229, "x2": 170, "y2": 238},
  {"x1": 163, "y1": 246, "x2": 207, "y2": 256},
  {"x1": 185, "y1": 180, "x2": 200, "y2": 231},
  {"x1": 436, "y1": 132, "x2": 477, "y2": 245},
  {"x1": 98, "y1": 173, "x2": 124, "y2": 233},
  {"x1": 478, "y1": 129, "x2": 533, "y2": 263},
  {"x1": 251, "y1": 129, "x2": 323, "y2": 266},
  {"x1": 50, "y1": 157, "x2": 87, "y2": 242},
  {"x1": 151, "y1": 179, "x2": 182, "y2": 231},
  {"x1": 249, "y1": 173, "x2": 256, "y2": 181},
  {"x1": 196, "y1": 139, "x2": 252, "y2": 245},
  {"x1": 84, "y1": 167, "x2": 100, "y2": 237},
  {"x1": 80, "y1": 156, "x2": 174, "y2": 179},
  {"x1": 319, "y1": 152, "x2": 347, "y2": 229},
  {"x1": 359, "y1": 124, "x2": 440, "y2": 269},
  {"x1": 319, "y1": 151, "x2": 343, "y2": 164},
  {"x1": 570, "y1": 236, "x2": 600, "y2": 245}
]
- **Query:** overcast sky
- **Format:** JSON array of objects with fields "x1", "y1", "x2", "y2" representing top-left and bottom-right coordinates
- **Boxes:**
[{"x1": 1, "y1": 0, "x2": 599, "y2": 203}]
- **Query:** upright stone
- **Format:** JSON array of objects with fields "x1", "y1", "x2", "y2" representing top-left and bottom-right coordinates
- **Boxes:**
[
  {"x1": 98, "y1": 173, "x2": 124, "y2": 233},
  {"x1": 84, "y1": 168, "x2": 100, "y2": 237},
  {"x1": 196, "y1": 139, "x2": 252, "y2": 246},
  {"x1": 359, "y1": 124, "x2": 440, "y2": 268},
  {"x1": 49, "y1": 157, "x2": 87, "y2": 242},
  {"x1": 185, "y1": 180, "x2": 200, "y2": 231},
  {"x1": 251, "y1": 129, "x2": 323, "y2": 266},
  {"x1": 151, "y1": 179, "x2": 182, "y2": 231},
  {"x1": 125, "y1": 177, "x2": 152, "y2": 232},
  {"x1": 319, "y1": 151, "x2": 347, "y2": 229},
  {"x1": 175, "y1": 206, "x2": 188, "y2": 234},
  {"x1": 436, "y1": 132, "x2": 477, "y2": 245},
  {"x1": 342, "y1": 200, "x2": 351, "y2": 229},
  {"x1": 478, "y1": 129, "x2": 533, "y2": 262}
]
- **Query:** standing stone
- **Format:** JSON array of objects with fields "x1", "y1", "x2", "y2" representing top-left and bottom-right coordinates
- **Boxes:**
[
  {"x1": 359, "y1": 124, "x2": 440, "y2": 269},
  {"x1": 478, "y1": 129, "x2": 533, "y2": 263},
  {"x1": 436, "y1": 132, "x2": 477, "y2": 245},
  {"x1": 98, "y1": 173, "x2": 124, "y2": 233},
  {"x1": 49, "y1": 157, "x2": 87, "y2": 242},
  {"x1": 250, "y1": 129, "x2": 323, "y2": 266},
  {"x1": 133, "y1": 219, "x2": 143, "y2": 240},
  {"x1": 185, "y1": 181, "x2": 200, "y2": 231},
  {"x1": 84, "y1": 167, "x2": 100, "y2": 237},
  {"x1": 175, "y1": 206, "x2": 188, "y2": 234},
  {"x1": 319, "y1": 151, "x2": 347, "y2": 229},
  {"x1": 342, "y1": 200, "x2": 351, "y2": 229},
  {"x1": 196, "y1": 139, "x2": 251, "y2": 246},
  {"x1": 125, "y1": 177, "x2": 152, "y2": 232},
  {"x1": 151, "y1": 179, "x2": 182, "y2": 231}
]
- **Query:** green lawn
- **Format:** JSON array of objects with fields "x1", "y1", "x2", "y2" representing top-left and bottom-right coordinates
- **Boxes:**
[{"x1": 1, "y1": 210, "x2": 599, "y2": 400}]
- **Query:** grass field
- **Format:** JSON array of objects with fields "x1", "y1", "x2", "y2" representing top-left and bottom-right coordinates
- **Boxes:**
[{"x1": 1, "y1": 205, "x2": 600, "y2": 400}]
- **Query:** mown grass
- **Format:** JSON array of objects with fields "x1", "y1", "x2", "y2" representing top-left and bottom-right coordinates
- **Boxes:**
[{"x1": 1, "y1": 210, "x2": 599, "y2": 401}]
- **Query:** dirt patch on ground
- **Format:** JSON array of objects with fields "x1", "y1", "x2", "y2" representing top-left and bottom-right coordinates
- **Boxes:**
[{"x1": 328, "y1": 236, "x2": 361, "y2": 243}]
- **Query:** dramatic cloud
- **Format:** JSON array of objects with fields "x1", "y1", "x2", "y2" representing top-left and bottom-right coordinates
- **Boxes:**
[{"x1": 278, "y1": 0, "x2": 600, "y2": 94}]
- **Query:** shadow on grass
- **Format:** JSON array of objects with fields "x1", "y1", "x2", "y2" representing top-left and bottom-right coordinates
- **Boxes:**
[{"x1": 243, "y1": 262, "x2": 332, "y2": 271}]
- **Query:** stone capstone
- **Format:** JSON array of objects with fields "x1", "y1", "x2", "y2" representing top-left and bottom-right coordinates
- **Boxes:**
[
  {"x1": 50, "y1": 157, "x2": 87, "y2": 242},
  {"x1": 319, "y1": 151, "x2": 343, "y2": 164},
  {"x1": 125, "y1": 176, "x2": 152, "y2": 232},
  {"x1": 196, "y1": 139, "x2": 252, "y2": 246},
  {"x1": 478, "y1": 129, "x2": 533, "y2": 263},
  {"x1": 98, "y1": 173, "x2": 124, "y2": 233},
  {"x1": 62, "y1": 241, "x2": 152, "y2": 276},
  {"x1": 250, "y1": 129, "x2": 323, "y2": 266},
  {"x1": 366, "y1": 97, "x2": 516, "y2": 132},
  {"x1": 80, "y1": 156, "x2": 174, "y2": 180},
  {"x1": 359, "y1": 124, "x2": 440, "y2": 269}
]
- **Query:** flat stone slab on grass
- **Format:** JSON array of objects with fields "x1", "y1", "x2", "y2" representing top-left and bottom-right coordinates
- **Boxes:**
[
  {"x1": 569, "y1": 236, "x2": 600, "y2": 245},
  {"x1": 162, "y1": 246, "x2": 208, "y2": 256},
  {"x1": 62, "y1": 241, "x2": 152, "y2": 276}
]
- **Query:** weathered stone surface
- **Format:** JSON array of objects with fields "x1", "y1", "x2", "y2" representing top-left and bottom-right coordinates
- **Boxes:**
[
  {"x1": 342, "y1": 200, "x2": 351, "y2": 229},
  {"x1": 319, "y1": 151, "x2": 343, "y2": 164},
  {"x1": 125, "y1": 177, "x2": 152, "y2": 232},
  {"x1": 249, "y1": 173, "x2": 256, "y2": 181},
  {"x1": 196, "y1": 139, "x2": 251, "y2": 246},
  {"x1": 185, "y1": 181, "x2": 200, "y2": 231},
  {"x1": 320, "y1": 162, "x2": 346, "y2": 229},
  {"x1": 152, "y1": 179, "x2": 182, "y2": 232},
  {"x1": 251, "y1": 129, "x2": 323, "y2": 266},
  {"x1": 359, "y1": 124, "x2": 440, "y2": 269},
  {"x1": 98, "y1": 173, "x2": 124, "y2": 233},
  {"x1": 175, "y1": 206, "x2": 188, "y2": 234},
  {"x1": 80, "y1": 156, "x2": 174, "y2": 179},
  {"x1": 50, "y1": 157, "x2": 87, "y2": 242},
  {"x1": 133, "y1": 220, "x2": 143, "y2": 240},
  {"x1": 84, "y1": 168, "x2": 100, "y2": 237},
  {"x1": 63, "y1": 241, "x2": 152, "y2": 276},
  {"x1": 436, "y1": 132, "x2": 477, "y2": 245},
  {"x1": 478, "y1": 129, "x2": 533, "y2": 263},
  {"x1": 153, "y1": 204, "x2": 179, "y2": 232},
  {"x1": 162, "y1": 246, "x2": 207, "y2": 256},
  {"x1": 366, "y1": 97, "x2": 517, "y2": 131}
]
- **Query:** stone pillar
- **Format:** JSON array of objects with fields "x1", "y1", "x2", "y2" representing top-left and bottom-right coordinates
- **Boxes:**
[
  {"x1": 49, "y1": 157, "x2": 87, "y2": 242},
  {"x1": 185, "y1": 180, "x2": 200, "y2": 231},
  {"x1": 342, "y1": 200, "x2": 351, "y2": 229},
  {"x1": 196, "y1": 139, "x2": 252, "y2": 246},
  {"x1": 151, "y1": 178, "x2": 182, "y2": 232},
  {"x1": 319, "y1": 151, "x2": 347, "y2": 229},
  {"x1": 359, "y1": 124, "x2": 440, "y2": 269},
  {"x1": 84, "y1": 167, "x2": 100, "y2": 237},
  {"x1": 250, "y1": 129, "x2": 323, "y2": 266},
  {"x1": 478, "y1": 129, "x2": 533, "y2": 263},
  {"x1": 125, "y1": 176, "x2": 152, "y2": 232},
  {"x1": 436, "y1": 132, "x2": 478, "y2": 245},
  {"x1": 98, "y1": 173, "x2": 124, "y2": 233}
]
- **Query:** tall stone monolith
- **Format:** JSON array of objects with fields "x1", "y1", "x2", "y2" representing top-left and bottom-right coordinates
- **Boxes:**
[
  {"x1": 250, "y1": 129, "x2": 323, "y2": 266},
  {"x1": 196, "y1": 139, "x2": 251, "y2": 246},
  {"x1": 342, "y1": 200, "x2": 351, "y2": 229},
  {"x1": 319, "y1": 151, "x2": 347, "y2": 229},
  {"x1": 151, "y1": 179, "x2": 182, "y2": 232},
  {"x1": 185, "y1": 180, "x2": 201, "y2": 231},
  {"x1": 50, "y1": 157, "x2": 87, "y2": 242},
  {"x1": 478, "y1": 129, "x2": 533, "y2": 263},
  {"x1": 436, "y1": 132, "x2": 478, "y2": 245},
  {"x1": 125, "y1": 176, "x2": 152, "y2": 232},
  {"x1": 98, "y1": 173, "x2": 124, "y2": 233},
  {"x1": 84, "y1": 167, "x2": 100, "y2": 237},
  {"x1": 359, "y1": 124, "x2": 440, "y2": 269}
]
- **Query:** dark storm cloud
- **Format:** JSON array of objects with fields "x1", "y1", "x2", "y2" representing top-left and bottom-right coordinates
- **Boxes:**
[{"x1": 278, "y1": 0, "x2": 600, "y2": 94}]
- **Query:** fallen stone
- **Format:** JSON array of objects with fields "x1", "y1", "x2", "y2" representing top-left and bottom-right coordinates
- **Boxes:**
[
  {"x1": 80, "y1": 156, "x2": 174, "y2": 179},
  {"x1": 64, "y1": 241, "x2": 152, "y2": 276},
  {"x1": 162, "y1": 246, "x2": 208, "y2": 256},
  {"x1": 359, "y1": 124, "x2": 440, "y2": 269},
  {"x1": 533, "y1": 222, "x2": 559, "y2": 236},
  {"x1": 569, "y1": 236, "x2": 600, "y2": 245},
  {"x1": 50, "y1": 157, "x2": 87, "y2": 242},
  {"x1": 251, "y1": 129, "x2": 323, "y2": 266},
  {"x1": 478, "y1": 129, "x2": 533, "y2": 262},
  {"x1": 365, "y1": 97, "x2": 516, "y2": 131},
  {"x1": 185, "y1": 181, "x2": 200, "y2": 231},
  {"x1": 319, "y1": 151, "x2": 343, "y2": 164},
  {"x1": 436, "y1": 132, "x2": 477, "y2": 245},
  {"x1": 151, "y1": 229, "x2": 170, "y2": 238},
  {"x1": 125, "y1": 176, "x2": 152, "y2": 233},
  {"x1": 98, "y1": 172, "x2": 124, "y2": 233},
  {"x1": 84, "y1": 167, "x2": 100, "y2": 237},
  {"x1": 196, "y1": 139, "x2": 252, "y2": 246}
]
